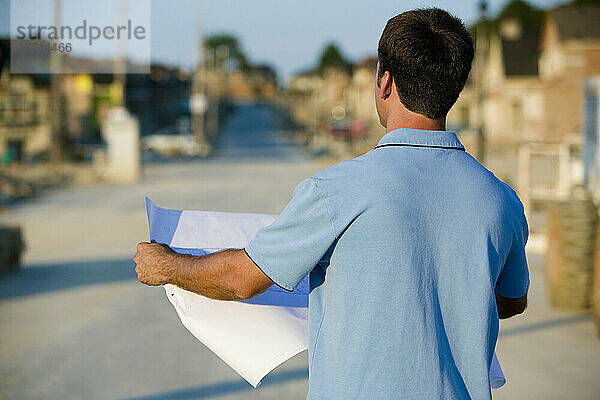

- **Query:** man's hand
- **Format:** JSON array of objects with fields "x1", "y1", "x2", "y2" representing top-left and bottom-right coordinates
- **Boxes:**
[
  {"x1": 134, "y1": 242, "x2": 177, "y2": 286},
  {"x1": 496, "y1": 292, "x2": 528, "y2": 319}
]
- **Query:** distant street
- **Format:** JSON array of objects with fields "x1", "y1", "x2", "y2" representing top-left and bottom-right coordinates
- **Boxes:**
[{"x1": 1, "y1": 102, "x2": 599, "y2": 400}]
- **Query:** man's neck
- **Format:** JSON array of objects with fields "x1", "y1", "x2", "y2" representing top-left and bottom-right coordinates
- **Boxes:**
[{"x1": 385, "y1": 111, "x2": 446, "y2": 133}]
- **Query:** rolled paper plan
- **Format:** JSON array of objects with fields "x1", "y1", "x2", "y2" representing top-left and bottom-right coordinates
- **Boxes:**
[{"x1": 145, "y1": 197, "x2": 506, "y2": 389}]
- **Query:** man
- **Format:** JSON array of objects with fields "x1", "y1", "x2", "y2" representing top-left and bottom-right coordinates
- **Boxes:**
[{"x1": 134, "y1": 8, "x2": 528, "y2": 399}]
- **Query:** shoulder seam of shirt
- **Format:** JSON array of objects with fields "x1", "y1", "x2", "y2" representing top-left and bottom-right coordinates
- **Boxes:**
[{"x1": 309, "y1": 176, "x2": 337, "y2": 240}]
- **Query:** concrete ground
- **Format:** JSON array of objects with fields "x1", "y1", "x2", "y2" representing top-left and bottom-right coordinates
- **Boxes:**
[{"x1": 1, "y1": 103, "x2": 599, "y2": 399}]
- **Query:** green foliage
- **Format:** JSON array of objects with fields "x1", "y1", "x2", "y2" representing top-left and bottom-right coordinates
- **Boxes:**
[
  {"x1": 204, "y1": 34, "x2": 248, "y2": 71},
  {"x1": 469, "y1": 0, "x2": 546, "y2": 38},
  {"x1": 496, "y1": 0, "x2": 545, "y2": 31},
  {"x1": 317, "y1": 43, "x2": 348, "y2": 75}
]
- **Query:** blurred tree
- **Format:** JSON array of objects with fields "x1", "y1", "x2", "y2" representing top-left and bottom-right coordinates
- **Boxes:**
[
  {"x1": 496, "y1": 0, "x2": 545, "y2": 31},
  {"x1": 317, "y1": 43, "x2": 349, "y2": 75},
  {"x1": 470, "y1": 0, "x2": 546, "y2": 39},
  {"x1": 204, "y1": 34, "x2": 249, "y2": 71}
]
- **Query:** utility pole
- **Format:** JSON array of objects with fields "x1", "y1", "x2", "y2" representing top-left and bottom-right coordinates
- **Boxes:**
[
  {"x1": 475, "y1": 0, "x2": 489, "y2": 164},
  {"x1": 50, "y1": 0, "x2": 63, "y2": 163},
  {"x1": 190, "y1": 12, "x2": 209, "y2": 155},
  {"x1": 114, "y1": 0, "x2": 127, "y2": 106}
]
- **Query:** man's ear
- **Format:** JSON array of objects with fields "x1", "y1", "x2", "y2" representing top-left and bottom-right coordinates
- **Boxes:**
[{"x1": 378, "y1": 70, "x2": 393, "y2": 100}]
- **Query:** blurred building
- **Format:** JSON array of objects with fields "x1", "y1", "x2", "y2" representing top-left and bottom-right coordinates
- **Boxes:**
[
  {"x1": 0, "y1": 36, "x2": 192, "y2": 164},
  {"x1": 227, "y1": 64, "x2": 278, "y2": 101},
  {"x1": 347, "y1": 57, "x2": 382, "y2": 139},
  {"x1": 287, "y1": 68, "x2": 322, "y2": 131},
  {"x1": 448, "y1": 4, "x2": 600, "y2": 149},
  {"x1": 287, "y1": 58, "x2": 383, "y2": 152},
  {"x1": 537, "y1": 5, "x2": 600, "y2": 141},
  {"x1": 0, "y1": 39, "x2": 53, "y2": 163}
]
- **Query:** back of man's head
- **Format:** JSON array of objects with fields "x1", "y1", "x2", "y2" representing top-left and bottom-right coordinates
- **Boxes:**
[{"x1": 377, "y1": 8, "x2": 474, "y2": 120}]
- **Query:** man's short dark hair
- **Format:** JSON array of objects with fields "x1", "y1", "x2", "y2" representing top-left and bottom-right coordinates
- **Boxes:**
[{"x1": 377, "y1": 8, "x2": 474, "y2": 120}]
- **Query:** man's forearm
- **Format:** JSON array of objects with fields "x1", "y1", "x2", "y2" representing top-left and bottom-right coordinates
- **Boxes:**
[
  {"x1": 168, "y1": 249, "x2": 261, "y2": 301},
  {"x1": 134, "y1": 242, "x2": 274, "y2": 300}
]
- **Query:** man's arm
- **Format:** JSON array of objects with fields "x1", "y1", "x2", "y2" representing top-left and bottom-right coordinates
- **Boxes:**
[
  {"x1": 495, "y1": 202, "x2": 529, "y2": 319},
  {"x1": 134, "y1": 242, "x2": 275, "y2": 301},
  {"x1": 495, "y1": 291, "x2": 528, "y2": 319}
]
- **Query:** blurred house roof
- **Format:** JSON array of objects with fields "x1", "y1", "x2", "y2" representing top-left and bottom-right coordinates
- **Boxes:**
[
  {"x1": 549, "y1": 5, "x2": 600, "y2": 41},
  {"x1": 501, "y1": 30, "x2": 540, "y2": 76},
  {"x1": 245, "y1": 64, "x2": 278, "y2": 84},
  {"x1": 325, "y1": 63, "x2": 354, "y2": 76},
  {"x1": 293, "y1": 67, "x2": 320, "y2": 78},
  {"x1": 356, "y1": 57, "x2": 377, "y2": 70}
]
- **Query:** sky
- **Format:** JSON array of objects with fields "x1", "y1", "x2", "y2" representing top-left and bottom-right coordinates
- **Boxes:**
[{"x1": 0, "y1": 0, "x2": 567, "y2": 80}]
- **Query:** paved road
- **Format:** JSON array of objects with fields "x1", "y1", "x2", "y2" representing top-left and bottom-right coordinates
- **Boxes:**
[{"x1": 1, "y1": 102, "x2": 599, "y2": 399}]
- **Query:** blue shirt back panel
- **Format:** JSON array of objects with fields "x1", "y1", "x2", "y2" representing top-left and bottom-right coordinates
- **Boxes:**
[{"x1": 245, "y1": 128, "x2": 529, "y2": 399}]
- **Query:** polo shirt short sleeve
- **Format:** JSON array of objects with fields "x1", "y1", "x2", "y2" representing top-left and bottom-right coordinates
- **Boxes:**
[
  {"x1": 244, "y1": 177, "x2": 336, "y2": 292},
  {"x1": 495, "y1": 211, "x2": 530, "y2": 298}
]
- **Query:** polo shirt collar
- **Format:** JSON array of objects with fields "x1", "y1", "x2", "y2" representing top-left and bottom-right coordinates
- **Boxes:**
[{"x1": 375, "y1": 128, "x2": 465, "y2": 150}]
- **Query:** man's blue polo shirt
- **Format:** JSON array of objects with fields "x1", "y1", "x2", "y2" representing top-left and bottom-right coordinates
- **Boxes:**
[{"x1": 245, "y1": 128, "x2": 529, "y2": 399}]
